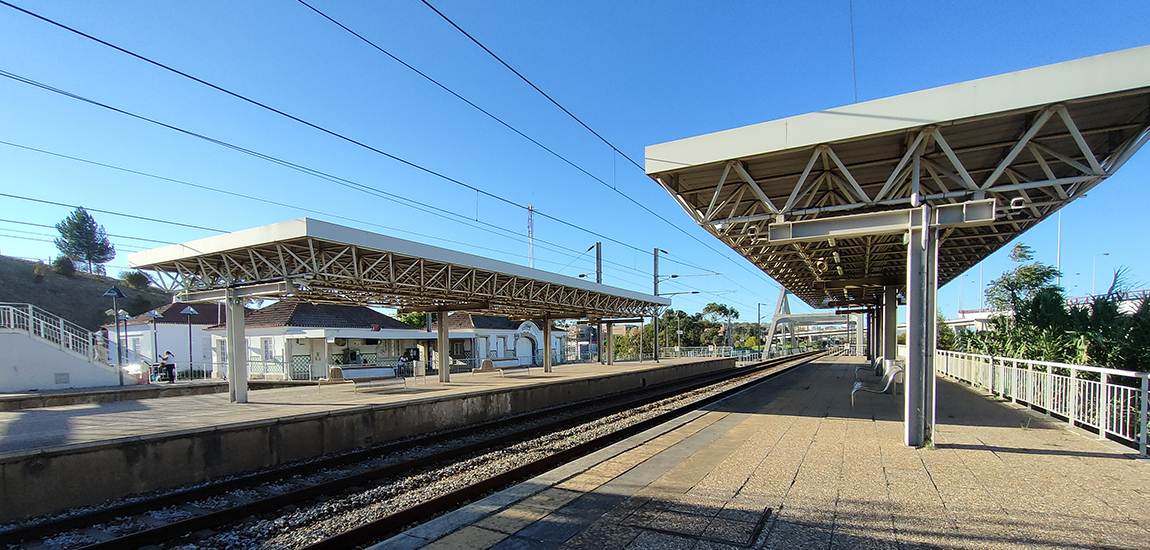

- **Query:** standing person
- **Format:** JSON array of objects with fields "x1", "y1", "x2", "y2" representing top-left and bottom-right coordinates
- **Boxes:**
[{"x1": 161, "y1": 351, "x2": 176, "y2": 383}]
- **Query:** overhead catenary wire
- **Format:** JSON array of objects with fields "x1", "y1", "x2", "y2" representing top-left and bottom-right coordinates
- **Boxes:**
[
  {"x1": 295, "y1": 1, "x2": 737, "y2": 277},
  {"x1": 0, "y1": 71, "x2": 720, "y2": 284},
  {"x1": 2, "y1": 0, "x2": 781, "y2": 304},
  {"x1": 418, "y1": 0, "x2": 643, "y2": 171},
  {"x1": 0, "y1": 191, "x2": 226, "y2": 233},
  {"x1": 0, "y1": 218, "x2": 174, "y2": 244},
  {"x1": 0, "y1": 140, "x2": 676, "y2": 283},
  {"x1": 0, "y1": 3, "x2": 693, "y2": 275},
  {"x1": 414, "y1": 0, "x2": 783, "y2": 298}
]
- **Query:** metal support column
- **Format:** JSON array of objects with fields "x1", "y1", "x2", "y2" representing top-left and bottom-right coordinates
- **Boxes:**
[
  {"x1": 905, "y1": 204, "x2": 939, "y2": 447},
  {"x1": 225, "y1": 290, "x2": 248, "y2": 403},
  {"x1": 883, "y1": 286, "x2": 898, "y2": 367},
  {"x1": 543, "y1": 319, "x2": 552, "y2": 373},
  {"x1": 605, "y1": 322, "x2": 614, "y2": 365},
  {"x1": 438, "y1": 313, "x2": 451, "y2": 383},
  {"x1": 854, "y1": 314, "x2": 865, "y2": 356}
]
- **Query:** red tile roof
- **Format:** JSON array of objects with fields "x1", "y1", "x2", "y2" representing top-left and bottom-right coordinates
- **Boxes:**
[{"x1": 211, "y1": 301, "x2": 414, "y2": 330}]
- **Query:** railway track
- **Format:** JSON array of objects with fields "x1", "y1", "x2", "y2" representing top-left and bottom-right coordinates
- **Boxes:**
[{"x1": 1, "y1": 351, "x2": 823, "y2": 550}]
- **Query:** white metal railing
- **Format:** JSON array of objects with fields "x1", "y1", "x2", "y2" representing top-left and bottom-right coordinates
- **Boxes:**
[
  {"x1": 0, "y1": 302, "x2": 97, "y2": 362},
  {"x1": 933, "y1": 349, "x2": 1148, "y2": 456}
]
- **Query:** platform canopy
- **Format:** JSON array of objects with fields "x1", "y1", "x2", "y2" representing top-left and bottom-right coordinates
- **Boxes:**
[
  {"x1": 128, "y1": 218, "x2": 669, "y2": 319},
  {"x1": 646, "y1": 46, "x2": 1150, "y2": 308}
]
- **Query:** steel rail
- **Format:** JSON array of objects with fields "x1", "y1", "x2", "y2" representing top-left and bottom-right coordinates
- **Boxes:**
[
  {"x1": 302, "y1": 351, "x2": 824, "y2": 550},
  {"x1": 0, "y1": 352, "x2": 817, "y2": 548}
]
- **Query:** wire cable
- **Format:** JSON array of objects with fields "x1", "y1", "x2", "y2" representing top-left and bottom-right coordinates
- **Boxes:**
[
  {"x1": 0, "y1": 67, "x2": 710, "y2": 278},
  {"x1": 0, "y1": 192, "x2": 226, "y2": 233},
  {"x1": 1, "y1": 1, "x2": 779, "y2": 300},
  {"x1": 418, "y1": 0, "x2": 643, "y2": 171},
  {"x1": 296, "y1": 0, "x2": 732, "y2": 274},
  {"x1": 415, "y1": 0, "x2": 783, "y2": 296},
  {"x1": 0, "y1": 218, "x2": 175, "y2": 244},
  {"x1": 0, "y1": 2, "x2": 688, "y2": 271},
  {"x1": 0, "y1": 139, "x2": 666, "y2": 281}
]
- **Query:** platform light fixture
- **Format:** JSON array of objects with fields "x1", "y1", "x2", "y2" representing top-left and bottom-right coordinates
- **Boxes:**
[{"x1": 181, "y1": 305, "x2": 199, "y2": 381}]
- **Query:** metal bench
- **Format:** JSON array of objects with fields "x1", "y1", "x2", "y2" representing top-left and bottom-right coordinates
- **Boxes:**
[
  {"x1": 851, "y1": 366, "x2": 904, "y2": 407},
  {"x1": 473, "y1": 358, "x2": 530, "y2": 377},
  {"x1": 321, "y1": 366, "x2": 406, "y2": 391}
]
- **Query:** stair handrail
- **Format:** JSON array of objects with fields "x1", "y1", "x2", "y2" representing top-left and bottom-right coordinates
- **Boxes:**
[{"x1": 0, "y1": 302, "x2": 98, "y2": 362}]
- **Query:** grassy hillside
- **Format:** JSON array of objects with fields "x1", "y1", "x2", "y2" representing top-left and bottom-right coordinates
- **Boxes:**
[{"x1": 0, "y1": 256, "x2": 173, "y2": 331}]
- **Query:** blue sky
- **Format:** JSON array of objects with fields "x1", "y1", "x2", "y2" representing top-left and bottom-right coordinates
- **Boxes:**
[{"x1": 1, "y1": 1, "x2": 1148, "y2": 320}]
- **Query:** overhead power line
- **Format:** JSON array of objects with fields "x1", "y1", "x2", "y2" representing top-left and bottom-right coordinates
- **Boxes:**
[
  {"x1": 418, "y1": 0, "x2": 644, "y2": 171},
  {"x1": 295, "y1": 1, "x2": 726, "y2": 273},
  {"x1": 0, "y1": 192, "x2": 226, "y2": 233},
  {"x1": 0, "y1": 2, "x2": 674, "y2": 270},
  {"x1": 0, "y1": 68, "x2": 719, "y2": 278},
  {"x1": 1, "y1": 1, "x2": 778, "y2": 304},
  {"x1": 0, "y1": 218, "x2": 175, "y2": 244},
  {"x1": 416, "y1": 1, "x2": 782, "y2": 297},
  {"x1": 0, "y1": 139, "x2": 671, "y2": 283}
]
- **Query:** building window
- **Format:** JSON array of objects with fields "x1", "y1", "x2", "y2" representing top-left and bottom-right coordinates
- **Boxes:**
[
  {"x1": 452, "y1": 341, "x2": 465, "y2": 356},
  {"x1": 261, "y1": 337, "x2": 274, "y2": 362}
]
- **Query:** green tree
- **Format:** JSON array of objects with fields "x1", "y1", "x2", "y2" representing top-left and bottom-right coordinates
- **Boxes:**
[
  {"x1": 936, "y1": 311, "x2": 957, "y2": 351},
  {"x1": 52, "y1": 255, "x2": 76, "y2": 277},
  {"x1": 702, "y1": 303, "x2": 739, "y2": 347},
  {"x1": 398, "y1": 312, "x2": 427, "y2": 329},
  {"x1": 32, "y1": 261, "x2": 50, "y2": 283},
  {"x1": 121, "y1": 270, "x2": 151, "y2": 290},
  {"x1": 985, "y1": 243, "x2": 1060, "y2": 312},
  {"x1": 54, "y1": 207, "x2": 115, "y2": 273}
]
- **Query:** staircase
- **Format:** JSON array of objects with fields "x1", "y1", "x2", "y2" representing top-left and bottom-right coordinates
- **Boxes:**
[{"x1": 0, "y1": 303, "x2": 129, "y2": 391}]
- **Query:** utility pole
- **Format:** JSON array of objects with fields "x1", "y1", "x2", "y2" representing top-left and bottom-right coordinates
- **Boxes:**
[
  {"x1": 527, "y1": 205, "x2": 534, "y2": 269},
  {"x1": 653, "y1": 248, "x2": 665, "y2": 363},
  {"x1": 595, "y1": 242, "x2": 602, "y2": 284}
]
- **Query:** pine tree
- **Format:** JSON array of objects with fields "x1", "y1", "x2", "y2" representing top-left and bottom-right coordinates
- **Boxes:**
[{"x1": 54, "y1": 207, "x2": 115, "y2": 273}]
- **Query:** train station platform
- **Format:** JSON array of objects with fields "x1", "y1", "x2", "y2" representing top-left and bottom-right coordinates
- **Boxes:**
[
  {"x1": 0, "y1": 356, "x2": 732, "y2": 522},
  {"x1": 378, "y1": 356, "x2": 1150, "y2": 550}
]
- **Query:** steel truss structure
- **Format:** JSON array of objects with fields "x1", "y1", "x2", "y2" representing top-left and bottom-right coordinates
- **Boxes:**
[
  {"x1": 129, "y1": 218, "x2": 668, "y2": 320},
  {"x1": 646, "y1": 47, "x2": 1150, "y2": 308}
]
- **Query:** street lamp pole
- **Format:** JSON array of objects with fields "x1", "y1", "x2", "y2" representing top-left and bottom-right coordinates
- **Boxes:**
[
  {"x1": 653, "y1": 248, "x2": 666, "y2": 363},
  {"x1": 145, "y1": 310, "x2": 163, "y2": 377},
  {"x1": 181, "y1": 305, "x2": 199, "y2": 381},
  {"x1": 1092, "y1": 252, "x2": 1110, "y2": 296},
  {"x1": 103, "y1": 286, "x2": 126, "y2": 385},
  {"x1": 677, "y1": 313, "x2": 682, "y2": 357}
]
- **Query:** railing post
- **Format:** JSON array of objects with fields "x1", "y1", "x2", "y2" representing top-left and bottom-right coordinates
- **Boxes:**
[
  {"x1": 58, "y1": 318, "x2": 67, "y2": 351},
  {"x1": 1027, "y1": 361, "x2": 1034, "y2": 407},
  {"x1": 1140, "y1": 375, "x2": 1148, "y2": 457},
  {"x1": 1069, "y1": 368, "x2": 1078, "y2": 429},
  {"x1": 28, "y1": 304, "x2": 36, "y2": 337},
  {"x1": 1099, "y1": 372, "x2": 1109, "y2": 440},
  {"x1": 1136, "y1": 375, "x2": 1145, "y2": 457},
  {"x1": 1044, "y1": 365, "x2": 1053, "y2": 416}
]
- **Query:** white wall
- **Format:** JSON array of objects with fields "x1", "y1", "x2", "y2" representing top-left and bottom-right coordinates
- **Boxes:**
[
  {"x1": 109, "y1": 323, "x2": 215, "y2": 371},
  {"x1": 0, "y1": 333, "x2": 125, "y2": 392}
]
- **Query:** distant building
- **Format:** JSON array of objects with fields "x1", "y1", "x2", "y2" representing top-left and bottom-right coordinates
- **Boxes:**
[
  {"x1": 208, "y1": 302, "x2": 428, "y2": 380},
  {"x1": 434, "y1": 313, "x2": 567, "y2": 367},
  {"x1": 107, "y1": 302, "x2": 230, "y2": 374}
]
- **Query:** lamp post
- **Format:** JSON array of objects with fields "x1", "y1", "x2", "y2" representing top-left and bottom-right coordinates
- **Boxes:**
[
  {"x1": 102, "y1": 286, "x2": 126, "y2": 385},
  {"x1": 181, "y1": 305, "x2": 199, "y2": 381},
  {"x1": 145, "y1": 310, "x2": 162, "y2": 381},
  {"x1": 677, "y1": 314, "x2": 682, "y2": 357},
  {"x1": 658, "y1": 290, "x2": 698, "y2": 359},
  {"x1": 1092, "y1": 253, "x2": 1110, "y2": 296},
  {"x1": 757, "y1": 303, "x2": 771, "y2": 353}
]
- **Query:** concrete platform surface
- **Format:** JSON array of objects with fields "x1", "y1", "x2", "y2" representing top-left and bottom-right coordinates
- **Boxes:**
[
  {"x1": 0, "y1": 357, "x2": 718, "y2": 455},
  {"x1": 376, "y1": 356, "x2": 1150, "y2": 550}
]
